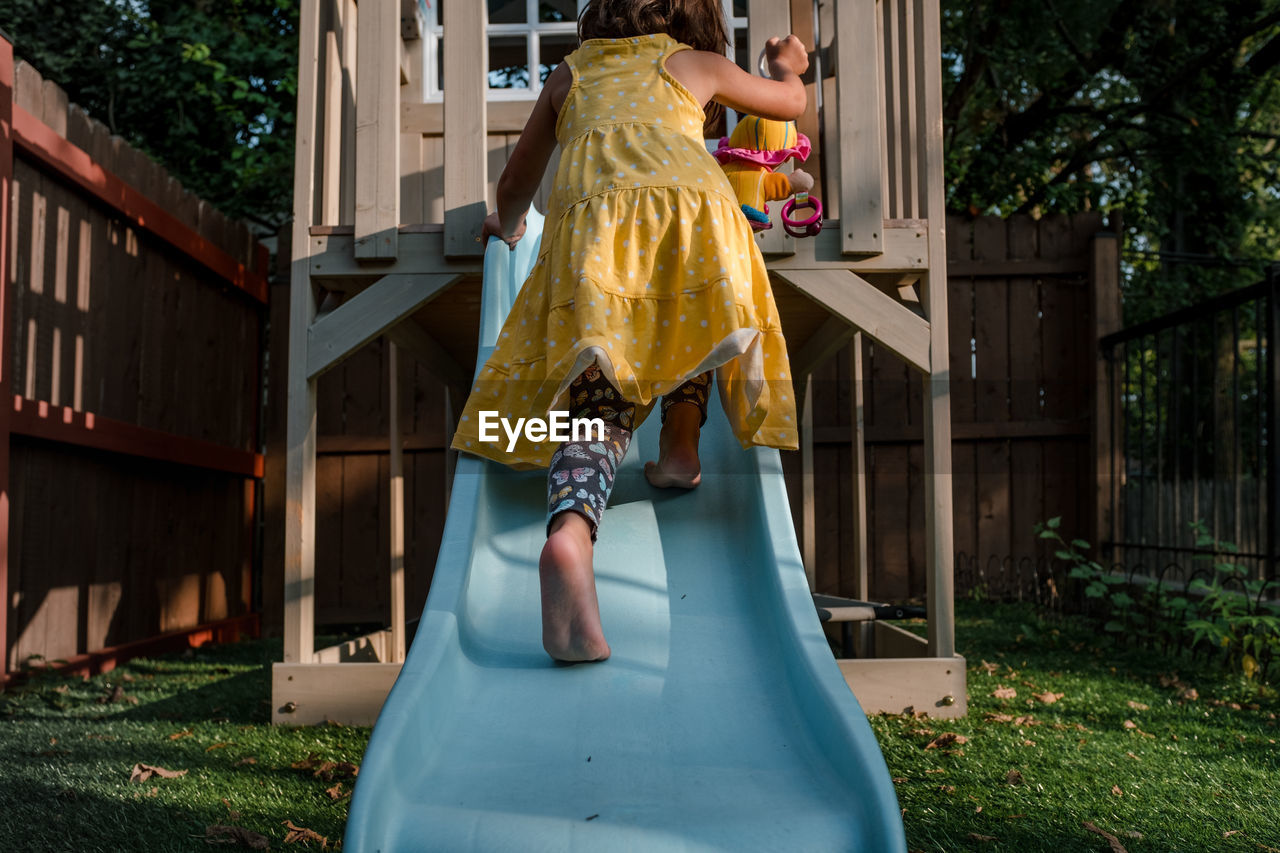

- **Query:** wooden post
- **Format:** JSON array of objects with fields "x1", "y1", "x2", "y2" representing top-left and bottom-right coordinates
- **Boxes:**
[
  {"x1": 916, "y1": 0, "x2": 955, "y2": 660},
  {"x1": 388, "y1": 341, "x2": 406, "y2": 663},
  {"x1": 354, "y1": 0, "x2": 401, "y2": 259},
  {"x1": 849, "y1": 333, "x2": 872, "y2": 652},
  {"x1": 0, "y1": 35, "x2": 14, "y2": 678},
  {"x1": 800, "y1": 374, "x2": 815, "y2": 589},
  {"x1": 284, "y1": 0, "x2": 323, "y2": 665},
  {"x1": 442, "y1": 0, "x2": 487, "y2": 257},
  {"x1": 833, "y1": 0, "x2": 885, "y2": 255},
  {"x1": 1090, "y1": 232, "x2": 1121, "y2": 558},
  {"x1": 746, "y1": 0, "x2": 794, "y2": 257}
]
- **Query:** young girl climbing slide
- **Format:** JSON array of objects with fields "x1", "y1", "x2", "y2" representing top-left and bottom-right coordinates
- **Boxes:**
[{"x1": 450, "y1": 0, "x2": 810, "y2": 663}]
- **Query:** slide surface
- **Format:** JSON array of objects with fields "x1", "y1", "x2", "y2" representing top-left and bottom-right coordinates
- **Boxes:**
[{"x1": 344, "y1": 209, "x2": 907, "y2": 852}]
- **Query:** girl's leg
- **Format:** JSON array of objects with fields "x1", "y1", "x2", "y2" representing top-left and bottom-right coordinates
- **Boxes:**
[
  {"x1": 645, "y1": 371, "x2": 711, "y2": 489},
  {"x1": 541, "y1": 364, "x2": 635, "y2": 662}
]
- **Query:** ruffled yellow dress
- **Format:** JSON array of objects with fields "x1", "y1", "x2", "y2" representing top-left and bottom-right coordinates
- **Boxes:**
[{"x1": 450, "y1": 33, "x2": 798, "y2": 470}]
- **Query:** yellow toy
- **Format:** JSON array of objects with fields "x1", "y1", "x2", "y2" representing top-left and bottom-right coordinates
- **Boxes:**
[{"x1": 713, "y1": 116, "x2": 817, "y2": 233}]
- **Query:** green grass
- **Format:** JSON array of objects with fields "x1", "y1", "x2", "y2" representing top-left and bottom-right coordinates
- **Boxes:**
[
  {"x1": 874, "y1": 601, "x2": 1280, "y2": 852},
  {"x1": 0, "y1": 640, "x2": 368, "y2": 852},
  {"x1": 2, "y1": 604, "x2": 1278, "y2": 852}
]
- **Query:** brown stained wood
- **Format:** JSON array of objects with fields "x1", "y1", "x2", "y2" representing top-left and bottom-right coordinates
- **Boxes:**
[
  {"x1": 871, "y1": 444, "x2": 910, "y2": 600},
  {"x1": 1009, "y1": 440, "x2": 1046, "y2": 570},
  {"x1": 315, "y1": 453, "x2": 345, "y2": 624},
  {"x1": 907, "y1": 441, "x2": 925, "y2": 595}
]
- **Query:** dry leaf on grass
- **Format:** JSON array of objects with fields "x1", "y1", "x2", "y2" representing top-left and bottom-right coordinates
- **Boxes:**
[
  {"x1": 291, "y1": 753, "x2": 360, "y2": 782},
  {"x1": 925, "y1": 768, "x2": 945, "y2": 775},
  {"x1": 924, "y1": 733, "x2": 968, "y2": 750},
  {"x1": 1126, "y1": 700, "x2": 1149, "y2": 711},
  {"x1": 1082, "y1": 820, "x2": 1128, "y2": 853},
  {"x1": 938, "y1": 785, "x2": 956, "y2": 794},
  {"x1": 1022, "y1": 739, "x2": 1036, "y2": 747},
  {"x1": 325, "y1": 783, "x2": 348, "y2": 800},
  {"x1": 203, "y1": 824, "x2": 269, "y2": 850},
  {"x1": 1123, "y1": 720, "x2": 1137, "y2": 729},
  {"x1": 1126, "y1": 751, "x2": 1141, "y2": 761},
  {"x1": 1223, "y1": 830, "x2": 1241, "y2": 838},
  {"x1": 1111, "y1": 785, "x2": 1123, "y2": 797},
  {"x1": 909, "y1": 728, "x2": 935, "y2": 737},
  {"x1": 234, "y1": 757, "x2": 258, "y2": 767},
  {"x1": 985, "y1": 713, "x2": 1014, "y2": 723},
  {"x1": 1005, "y1": 769, "x2": 1025, "y2": 786},
  {"x1": 892, "y1": 777, "x2": 907, "y2": 784},
  {"x1": 206, "y1": 743, "x2": 230, "y2": 752},
  {"x1": 98, "y1": 685, "x2": 138, "y2": 705},
  {"x1": 168, "y1": 730, "x2": 193, "y2": 741},
  {"x1": 980, "y1": 660, "x2": 999, "y2": 676},
  {"x1": 1013, "y1": 715, "x2": 1041, "y2": 727},
  {"x1": 967, "y1": 833, "x2": 998, "y2": 842},
  {"x1": 129, "y1": 763, "x2": 187, "y2": 784},
  {"x1": 282, "y1": 820, "x2": 328, "y2": 847},
  {"x1": 1034, "y1": 691, "x2": 1064, "y2": 704},
  {"x1": 993, "y1": 687, "x2": 1017, "y2": 700}
]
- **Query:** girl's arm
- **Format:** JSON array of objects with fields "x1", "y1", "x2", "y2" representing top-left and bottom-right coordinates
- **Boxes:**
[
  {"x1": 665, "y1": 35, "x2": 809, "y2": 121},
  {"x1": 481, "y1": 62, "x2": 571, "y2": 247}
]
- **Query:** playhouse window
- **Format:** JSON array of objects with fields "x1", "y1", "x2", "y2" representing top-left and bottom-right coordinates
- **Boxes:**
[{"x1": 422, "y1": 1, "x2": 749, "y2": 102}]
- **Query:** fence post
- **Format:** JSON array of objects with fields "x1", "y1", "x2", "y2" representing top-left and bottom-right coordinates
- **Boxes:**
[
  {"x1": 1091, "y1": 230, "x2": 1121, "y2": 558},
  {"x1": 1268, "y1": 263, "x2": 1280, "y2": 584}
]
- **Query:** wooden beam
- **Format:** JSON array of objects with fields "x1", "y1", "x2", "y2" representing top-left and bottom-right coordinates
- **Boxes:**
[
  {"x1": 2, "y1": 614, "x2": 260, "y2": 686},
  {"x1": 306, "y1": 273, "x2": 459, "y2": 379},
  {"x1": 774, "y1": 267, "x2": 931, "y2": 373},
  {"x1": 0, "y1": 35, "x2": 14, "y2": 679},
  {"x1": 849, "y1": 333, "x2": 871, "y2": 655},
  {"x1": 285, "y1": 0, "x2": 324, "y2": 667},
  {"x1": 791, "y1": 314, "x2": 856, "y2": 381},
  {"x1": 747, "y1": 0, "x2": 794, "y2": 257},
  {"x1": 10, "y1": 105, "x2": 267, "y2": 303},
  {"x1": 401, "y1": 100, "x2": 538, "y2": 135},
  {"x1": 322, "y1": 22, "x2": 343, "y2": 224},
  {"x1": 916, "y1": 0, "x2": 956, "y2": 661},
  {"x1": 354, "y1": 0, "x2": 401, "y2": 259},
  {"x1": 11, "y1": 397, "x2": 264, "y2": 478},
  {"x1": 833, "y1": 0, "x2": 885, "y2": 254},
  {"x1": 442, "y1": 0, "x2": 487, "y2": 257},
  {"x1": 272, "y1": 662, "x2": 402, "y2": 724},
  {"x1": 388, "y1": 342, "x2": 407, "y2": 664}
]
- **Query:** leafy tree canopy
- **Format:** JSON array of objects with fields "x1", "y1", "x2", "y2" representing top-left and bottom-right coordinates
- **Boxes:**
[
  {"x1": 0, "y1": 0, "x2": 297, "y2": 231},
  {"x1": 942, "y1": 0, "x2": 1280, "y2": 321}
]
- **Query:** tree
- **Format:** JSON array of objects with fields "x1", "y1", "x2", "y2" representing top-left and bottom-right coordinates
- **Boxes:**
[
  {"x1": 0, "y1": 0, "x2": 297, "y2": 231},
  {"x1": 941, "y1": 0, "x2": 1280, "y2": 322}
]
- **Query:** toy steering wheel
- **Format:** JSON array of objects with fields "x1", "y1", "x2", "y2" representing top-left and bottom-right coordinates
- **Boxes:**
[{"x1": 782, "y1": 194, "x2": 823, "y2": 238}]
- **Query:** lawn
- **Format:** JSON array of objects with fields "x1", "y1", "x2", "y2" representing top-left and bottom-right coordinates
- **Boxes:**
[{"x1": 1, "y1": 602, "x2": 1276, "y2": 852}]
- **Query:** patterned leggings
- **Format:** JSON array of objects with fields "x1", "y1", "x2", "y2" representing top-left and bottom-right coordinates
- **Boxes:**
[{"x1": 546, "y1": 363, "x2": 711, "y2": 541}]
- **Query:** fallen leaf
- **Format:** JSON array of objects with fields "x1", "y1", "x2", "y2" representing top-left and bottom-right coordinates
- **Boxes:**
[
  {"x1": 909, "y1": 728, "x2": 935, "y2": 737},
  {"x1": 325, "y1": 783, "x2": 348, "y2": 800},
  {"x1": 129, "y1": 763, "x2": 187, "y2": 784},
  {"x1": 1224, "y1": 830, "x2": 1241, "y2": 838},
  {"x1": 1005, "y1": 769, "x2": 1024, "y2": 786},
  {"x1": 235, "y1": 757, "x2": 258, "y2": 766},
  {"x1": 1013, "y1": 715, "x2": 1042, "y2": 727},
  {"x1": 1126, "y1": 701, "x2": 1149, "y2": 711},
  {"x1": 975, "y1": 805, "x2": 983, "y2": 813},
  {"x1": 1179, "y1": 687, "x2": 1199, "y2": 701},
  {"x1": 938, "y1": 785, "x2": 956, "y2": 794},
  {"x1": 202, "y1": 819, "x2": 267, "y2": 845},
  {"x1": 1123, "y1": 720, "x2": 1137, "y2": 730},
  {"x1": 993, "y1": 687, "x2": 1017, "y2": 700},
  {"x1": 968, "y1": 833, "x2": 998, "y2": 842},
  {"x1": 1111, "y1": 784, "x2": 1123, "y2": 797},
  {"x1": 1083, "y1": 820, "x2": 1129, "y2": 853},
  {"x1": 1034, "y1": 691, "x2": 1064, "y2": 704},
  {"x1": 1022, "y1": 739, "x2": 1036, "y2": 747},
  {"x1": 925, "y1": 768, "x2": 945, "y2": 775},
  {"x1": 206, "y1": 743, "x2": 230, "y2": 752},
  {"x1": 925, "y1": 733, "x2": 968, "y2": 750},
  {"x1": 168, "y1": 730, "x2": 193, "y2": 741},
  {"x1": 985, "y1": 713, "x2": 1014, "y2": 723},
  {"x1": 892, "y1": 777, "x2": 907, "y2": 784},
  {"x1": 1126, "y1": 751, "x2": 1140, "y2": 761},
  {"x1": 980, "y1": 660, "x2": 999, "y2": 675},
  {"x1": 282, "y1": 819, "x2": 328, "y2": 847}
]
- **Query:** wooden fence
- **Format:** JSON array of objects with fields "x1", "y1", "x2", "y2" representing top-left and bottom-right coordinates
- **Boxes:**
[
  {"x1": 262, "y1": 211, "x2": 1116, "y2": 631},
  {"x1": 2, "y1": 40, "x2": 269, "y2": 677}
]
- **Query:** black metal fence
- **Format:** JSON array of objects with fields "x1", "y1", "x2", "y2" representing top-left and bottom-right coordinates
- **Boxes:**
[{"x1": 1099, "y1": 264, "x2": 1280, "y2": 583}]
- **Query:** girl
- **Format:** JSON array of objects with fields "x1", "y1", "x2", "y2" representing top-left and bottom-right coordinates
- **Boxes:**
[{"x1": 450, "y1": 0, "x2": 810, "y2": 663}]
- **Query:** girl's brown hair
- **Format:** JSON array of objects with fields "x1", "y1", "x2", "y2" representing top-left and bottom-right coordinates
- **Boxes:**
[{"x1": 577, "y1": 0, "x2": 730, "y2": 129}]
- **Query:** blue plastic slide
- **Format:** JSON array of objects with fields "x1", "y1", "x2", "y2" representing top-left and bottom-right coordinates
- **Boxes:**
[{"x1": 343, "y1": 208, "x2": 907, "y2": 852}]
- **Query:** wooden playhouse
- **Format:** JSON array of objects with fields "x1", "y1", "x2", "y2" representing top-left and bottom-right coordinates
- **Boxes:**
[{"x1": 276, "y1": 0, "x2": 964, "y2": 723}]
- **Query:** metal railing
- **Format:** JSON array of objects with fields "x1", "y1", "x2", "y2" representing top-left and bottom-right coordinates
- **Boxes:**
[{"x1": 1100, "y1": 264, "x2": 1280, "y2": 583}]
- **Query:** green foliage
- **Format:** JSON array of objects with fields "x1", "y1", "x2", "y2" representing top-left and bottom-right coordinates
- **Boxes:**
[
  {"x1": 1039, "y1": 515, "x2": 1280, "y2": 684},
  {"x1": 0, "y1": 0, "x2": 297, "y2": 229},
  {"x1": 942, "y1": 0, "x2": 1280, "y2": 322}
]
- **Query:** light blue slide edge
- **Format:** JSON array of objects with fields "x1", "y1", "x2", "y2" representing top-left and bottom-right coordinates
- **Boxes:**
[{"x1": 344, "y1": 207, "x2": 907, "y2": 852}]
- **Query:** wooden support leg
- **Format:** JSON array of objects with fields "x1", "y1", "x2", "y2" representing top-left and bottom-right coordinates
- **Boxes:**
[
  {"x1": 850, "y1": 333, "x2": 873, "y2": 656},
  {"x1": 920, "y1": 270, "x2": 956, "y2": 660},
  {"x1": 800, "y1": 374, "x2": 815, "y2": 590},
  {"x1": 284, "y1": 267, "x2": 318, "y2": 665},
  {"x1": 388, "y1": 341, "x2": 406, "y2": 663}
]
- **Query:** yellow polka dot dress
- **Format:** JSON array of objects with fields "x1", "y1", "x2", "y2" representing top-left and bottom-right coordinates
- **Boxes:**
[{"x1": 450, "y1": 34, "x2": 798, "y2": 470}]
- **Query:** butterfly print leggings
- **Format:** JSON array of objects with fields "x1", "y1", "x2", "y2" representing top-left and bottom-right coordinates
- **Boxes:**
[{"x1": 546, "y1": 362, "x2": 711, "y2": 541}]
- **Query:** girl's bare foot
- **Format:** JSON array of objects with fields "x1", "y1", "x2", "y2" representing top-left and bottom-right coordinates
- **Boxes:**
[
  {"x1": 539, "y1": 512, "x2": 611, "y2": 662},
  {"x1": 644, "y1": 401, "x2": 701, "y2": 489}
]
